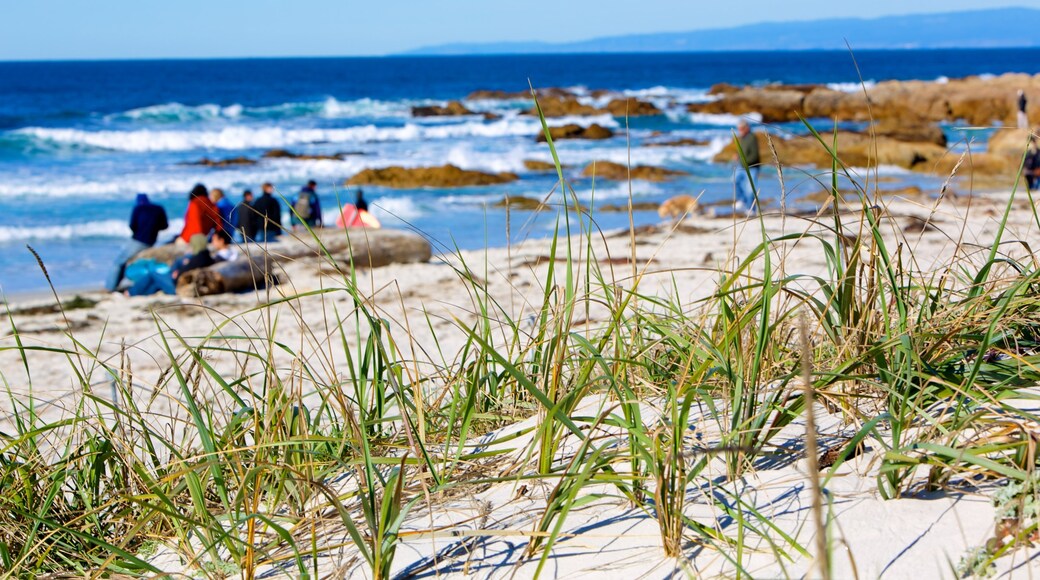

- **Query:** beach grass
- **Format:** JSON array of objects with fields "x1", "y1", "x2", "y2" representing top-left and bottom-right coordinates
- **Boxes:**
[{"x1": 2, "y1": 98, "x2": 1040, "y2": 578}]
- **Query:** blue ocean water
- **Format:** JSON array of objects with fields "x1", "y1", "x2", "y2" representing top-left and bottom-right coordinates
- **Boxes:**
[{"x1": 1, "y1": 49, "x2": 1038, "y2": 294}]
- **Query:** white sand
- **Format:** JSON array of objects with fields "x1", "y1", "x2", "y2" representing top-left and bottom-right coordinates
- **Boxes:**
[{"x1": 3, "y1": 189, "x2": 1039, "y2": 577}]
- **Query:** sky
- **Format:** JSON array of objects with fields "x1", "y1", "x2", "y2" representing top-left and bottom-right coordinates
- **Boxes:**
[{"x1": 2, "y1": 0, "x2": 1039, "y2": 61}]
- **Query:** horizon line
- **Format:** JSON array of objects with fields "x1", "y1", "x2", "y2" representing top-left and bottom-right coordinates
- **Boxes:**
[{"x1": 3, "y1": 44, "x2": 1040, "y2": 65}]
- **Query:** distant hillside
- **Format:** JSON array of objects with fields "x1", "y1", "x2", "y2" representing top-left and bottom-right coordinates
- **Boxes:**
[{"x1": 404, "y1": 7, "x2": 1040, "y2": 55}]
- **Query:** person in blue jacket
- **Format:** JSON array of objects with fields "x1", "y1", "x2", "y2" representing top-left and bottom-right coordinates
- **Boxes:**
[{"x1": 106, "y1": 193, "x2": 169, "y2": 291}]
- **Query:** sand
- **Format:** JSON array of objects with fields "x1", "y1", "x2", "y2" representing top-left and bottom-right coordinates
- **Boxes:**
[{"x1": 2, "y1": 188, "x2": 1039, "y2": 577}]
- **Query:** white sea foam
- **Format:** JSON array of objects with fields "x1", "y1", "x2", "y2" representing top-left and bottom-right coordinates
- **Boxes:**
[
  {"x1": 0, "y1": 218, "x2": 185, "y2": 244},
  {"x1": 369, "y1": 197, "x2": 425, "y2": 222},
  {"x1": 676, "y1": 111, "x2": 762, "y2": 126},
  {"x1": 16, "y1": 115, "x2": 615, "y2": 153},
  {"x1": 826, "y1": 81, "x2": 877, "y2": 93},
  {"x1": 106, "y1": 97, "x2": 417, "y2": 124}
]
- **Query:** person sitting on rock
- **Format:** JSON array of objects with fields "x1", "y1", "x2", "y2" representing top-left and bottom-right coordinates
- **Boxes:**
[
  {"x1": 106, "y1": 193, "x2": 169, "y2": 292},
  {"x1": 212, "y1": 230, "x2": 240, "y2": 262}
]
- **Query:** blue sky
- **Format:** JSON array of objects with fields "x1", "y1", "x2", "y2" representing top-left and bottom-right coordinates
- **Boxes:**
[{"x1": 2, "y1": 0, "x2": 1038, "y2": 60}]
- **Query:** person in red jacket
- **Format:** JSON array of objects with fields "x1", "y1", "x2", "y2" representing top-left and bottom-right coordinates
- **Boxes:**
[{"x1": 178, "y1": 183, "x2": 222, "y2": 245}]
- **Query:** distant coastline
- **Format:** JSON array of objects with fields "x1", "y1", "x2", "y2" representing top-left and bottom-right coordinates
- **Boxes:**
[{"x1": 404, "y1": 7, "x2": 1040, "y2": 56}]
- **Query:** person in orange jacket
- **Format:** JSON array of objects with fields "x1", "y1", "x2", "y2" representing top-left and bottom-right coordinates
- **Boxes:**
[{"x1": 178, "y1": 183, "x2": 222, "y2": 245}]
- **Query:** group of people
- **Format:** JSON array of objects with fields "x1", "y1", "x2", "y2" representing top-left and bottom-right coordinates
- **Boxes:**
[{"x1": 107, "y1": 180, "x2": 371, "y2": 294}]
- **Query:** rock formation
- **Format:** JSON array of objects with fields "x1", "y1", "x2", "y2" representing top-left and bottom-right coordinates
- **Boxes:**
[
  {"x1": 346, "y1": 164, "x2": 519, "y2": 188},
  {"x1": 581, "y1": 161, "x2": 689, "y2": 181},
  {"x1": 536, "y1": 124, "x2": 614, "y2": 142}
]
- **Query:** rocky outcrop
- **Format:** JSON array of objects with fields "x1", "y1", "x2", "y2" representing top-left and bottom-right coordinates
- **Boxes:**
[
  {"x1": 492, "y1": 195, "x2": 549, "y2": 211},
  {"x1": 183, "y1": 156, "x2": 257, "y2": 167},
  {"x1": 644, "y1": 137, "x2": 709, "y2": 147},
  {"x1": 688, "y1": 88, "x2": 807, "y2": 123},
  {"x1": 262, "y1": 149, "x2": 362, "y2": 161},
  {"x1": 467, "y1": 87, "x2": 576, "y2": 100},
  {"x1": 689, "y1": 73, "x2": 1040, "y2": 128},
  {"x1": 411, "y1": 101, "x2": 499, "y2": 120},
  {"x1": 346, "y1": 164, "x2": 519, "y2": 188},
  {"x1": 597, "y1": 202, "x2": 661, "y2": 212},
  {"x1": 412, "y1": 101, "x2": 474, "y2": 116},
  {"x1": 580, "y1": 161, "x2": 689, "y2": 181},
  {"x1": 713, "y1": 132, "x2": 947, "y2": 171},
  {"x1": 523, "y1": 159, "x2": 559, "y2": 172},
  {"x1": 536, "y1": 124, "x2": 614, "y2": 142},
  {"x1": 605, "y1": 98, "x2": 662, "y2": 117},
  {"x1": 528, "y1": 96, "x2": 605, "y2": 117}
]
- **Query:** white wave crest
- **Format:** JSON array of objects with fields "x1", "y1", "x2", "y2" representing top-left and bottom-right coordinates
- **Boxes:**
[
  {"x1": 826, "y1": 81, "x2": 877, "y2": 93},
  {"x1": 107, "y1": 98, "x2": 415, "y2": 124},
  {"x1": 0, "y1": 218, "x2": 184, "y2": 244},
  {"x1": 674, "y1": 111, "x2": 763, "y2": 126},
  {"x1": 16, "y1": 115, "x2": 615, "y2": 153}
]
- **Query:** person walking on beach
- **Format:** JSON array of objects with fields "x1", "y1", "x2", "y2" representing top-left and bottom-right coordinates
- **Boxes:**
[
  {"x1": 210, "y1": 187, "x2": 235, "y2": 232},
  {"x1": 733, "y1": 119, "x2": 761, "y2": 215},
  {"x1": 1018, "y1": 90, "x2": 1029, "y2": 129},
  {"x1": 290, "y1": 179, "x2": 322, "y2": 230},
  {"x1": 253, "y1": 182, "x2": 283, "y2": 242},
  {"x1": 106, "y1": 193, "x2": 168, "y2": 291},
  {"x1": 178, "y1": 183, "x2": 222, "y2": 245},
  {"x1": 1025, "y1": 135, "x2": 1040, "y2": 190},
  {"x1": 229, "y1": 189, "x2": 256, "y2": 243}
]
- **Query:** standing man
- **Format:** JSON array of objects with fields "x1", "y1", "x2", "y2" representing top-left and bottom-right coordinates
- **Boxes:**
[
  {"x1": 106, "y1": 193, "x2": 168, "y2": 291},
  {"x1": 229, "y1": 189, "x2": 256, "y2": 243},
  {"x1": 1018, "y1": 90, "x2": 1029, "y2": 129},
  {"x1": 290, "y1": 179, "x2": 322, "y2": 231},
  {"x1": 733, "y1": 119, "x2": 761, "y2": 215},
  {"x1": 252, "y1": 182, "x2": 283, "y2": 243}
]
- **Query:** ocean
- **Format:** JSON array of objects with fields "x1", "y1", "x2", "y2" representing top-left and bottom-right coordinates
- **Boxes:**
[{"x1": 2, "y1": 49, "x2": 1038, "y2": 294}]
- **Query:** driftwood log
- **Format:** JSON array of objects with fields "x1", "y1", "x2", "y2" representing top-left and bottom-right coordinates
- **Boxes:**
[
  {"x1": 133, "y1": 228, "x2": 432, "y2": 297},
  {"x1": 273, "y1": 228, "x2": 433, "y2": 268},
  {"x1": 176, "y1": 255, "x2": 276, "y2": 297}
]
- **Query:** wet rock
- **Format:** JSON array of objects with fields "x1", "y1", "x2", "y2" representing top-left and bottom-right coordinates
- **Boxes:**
[
  {"x1": 262, "y1": 149, "x2": 362, "y2": 161},
  {"x1": 528, "y1": 96, "x2": 606, "y2": 117},
  {"x1": 467, "y1": 87, "x2": 576, "y2": 100},
  {"x1": 688, "y1": 88, "x2": 806, "y2": 123},
  {"x1": 605, "y1": 98, "x2": 662, "y2": 117},
  {"x1": 596, "y1": 202, "x2": 661, "y2": 212},
  {"x1": 536, "y1": 124, "x2": 614, "y2": 142},
  {"x1": 492, "y1": 195, "x2": 549, "y2": 211},
  {"x1": 183, "y1": 156, "x2": 257, "y2": 167},
  {"x1": 714, "y1": 131, "x2": 947, "y2": 172},
  {"x1": 523, "y1": 159, "x2": 559, "y2": 172},
  {"x1": 411, "y1": 100, "x2": 475, "y2": 117},
  {"x1": 581, "y1": 160, "x2": 689, "y2": 181},
  {"x1": 346, "y1": 164, "x2": 519, "y2": 188},
  {"x1": 645, "y1": 137, "x2": 709, "y2": 147}
]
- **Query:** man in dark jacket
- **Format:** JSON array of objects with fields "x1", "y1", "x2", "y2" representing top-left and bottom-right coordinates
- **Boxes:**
[
  {"x1": 107, "y1": 193, "x2": 169, "y2": 291},
  {"x1": 230, "y1": 189, "x2": 257, "y2": 243},
  {"x1": 252, "y1": 182, "x2": 283, "y2": 242},
  {"x1": 733, "y1": 119, "x2": 761, "y2": 216}
]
